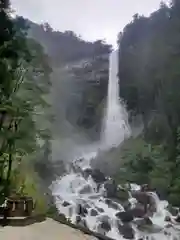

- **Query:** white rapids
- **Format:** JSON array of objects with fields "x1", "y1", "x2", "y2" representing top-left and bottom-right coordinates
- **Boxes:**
[{"x1": 51, "y1": 157, "x2": 180, "y2": 240}]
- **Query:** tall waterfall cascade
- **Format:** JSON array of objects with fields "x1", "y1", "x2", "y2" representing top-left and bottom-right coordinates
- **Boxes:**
[{"x1": 101, "y1": 50, "x2": 131, "y2": 149}]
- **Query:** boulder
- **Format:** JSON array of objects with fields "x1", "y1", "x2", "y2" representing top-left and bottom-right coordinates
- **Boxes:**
[
  {"x1": 140, "y1": 184, "x2": 149, "y2": 192},
  {"x1": 137, "y1": 223, "x2": 162, "y2": 233},
  {"x1": 116, "y1": 188, "x2": 129, "y2": 202},
  {"x1": 62, "y1": 201, "x2": 70, "y2": 207},
  {"x1": 116, "y1": 211, "x2": 134, "y2": 223},
  {"x1": 98, "y1": 221, "x2": 111, "y2": 232},
  {"x1": 96, "y1": 207, "x2": 104, "y2": 213},
  {"x1": 167, "y1": 205, "x2": 179, "y2": 216},
  {"x1": 91, "y1": 169, "x2": 106, "y2": 183},
  {"x1": 58, "y1": 213, "x2": 66, "y2": 221},
  {"x1": 83, "y1": 168, "x2": 93, "y2": 179},
  {"x1": 130, "y1": 207, "x2": 146, "y2": 218},
  {"x1": 75, "y1": 215, "x2": 87, "y2": 228},
  {"x1": 117, "y1": 223, "x2": 135, "y2": 239},
  {"x1": 76, "y1": 204, "x2": 88, "y2": 217},
  {"x1": 175, "y1": 214, "x2": 180, "y2": 223},
  {"x1": 131, "y1": 191, "x2": 150, "y2": 205},
  {"x1": 90, "y1": 209, "x2": 98, "y2": 216},
  {"x1": 104, "y1": 180, "x2": 117, "y2": 198},
  {"x1": 134, "y1": 216, "x2": 153, "y2": 227},
  {"x1": 164, "y1": 216, "x2": 172, "y2": 222},
  {"x1": 131, "y1": 191, "x2": 151, "y2": 213},
  {"x1": 105, "y1": 199, "x2": 120, "y2": 210},
  {"x1": 97, "y1": 215, "x2": 111, "y2": 233},
  {"x1": 122, "y1": 201, "x2": 131, "y2": 211},
  {"x1": 116, "y1": 207, "x2": 146, "y2": 222},
  {"x1": 79, "y1": 184, "x2": 93, "y2": 194},
  {"x1": 83, "y1": 203, "x2": 91, "y2": 209}
]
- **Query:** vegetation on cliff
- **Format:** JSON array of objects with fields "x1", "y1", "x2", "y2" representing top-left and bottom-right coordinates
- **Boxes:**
[
  {"x1": 0, "y1": 0, "x2": 52, "y2": 213},
  {"x1": 116, "y1": 0, "x2": 180, "y2": 206}
]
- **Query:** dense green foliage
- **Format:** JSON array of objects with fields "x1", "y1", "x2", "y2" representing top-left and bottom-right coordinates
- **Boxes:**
[
  {"x1": 117, "y1": 0, "x2": 180, "y2": 206},
  {"x1": 0, "y1": 1, "x2": 52, "y2": 212}
]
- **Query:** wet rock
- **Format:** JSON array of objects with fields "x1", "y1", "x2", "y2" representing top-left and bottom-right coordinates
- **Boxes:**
[
  {"x1": 165, "y1": 223, "x2": 173, "y2": 228},
  {"x1": 75, "y1": 215, "x2": 87, "y2": 228},
  {"x1": 130, "y1": 207, "x2": 146, "y2": 218},
  {"x1": 131, "y1": 191, "x2": 151, "y2": 213},
  {"x1": 90, "y1": 209, "x2": 98, "y2": 216},
  {"x1": 83, "y1": 168, "x2": 93, "y2": 179},
  {"x1": 98, "y1": 221, "x2": 111, "y2": 232},
  {"x1": 62, "y1": 201, "x2": 70, "y2": 207},
  {"x1": 122, "y1": 201, "x2": 131, "y2": 211},
  {"x1": 134, "y1": 217, "x2": 153, "y2": 227},
  {"x1": 68, "y1": 207, "x2": 73, "y2": 217},
  {"x1": 117, "y1": 223, "x2": 135, "y2": 239},
  {"x1": 97, "y1": 215, "x2": 111, "y2": 234},
  {"x1": 175, "y1": 214, "x2": 180, "y2": 223},
  {"x1": 164, "y1": 216, "x2": 172, "y2": 222},
  {"x1": 76, "y1": 204, "x2": 88, "y2": 217},
  {"x1": 131, "y1": 191, "x2": 150, "y2": 206},
  {"x1": 98, "y1": 215, "x2": 110, "y2": 223},
  {"x1": 105, "y1": 198, "x2": 120, "y2": 210},
  {"x1": 104, "y1": 179, "x2": 117, "y2": 198},
  {"x1": 109, "y1": 201, "x2": 120, "y2": 210},
  {"x1": 91, "y1": 169, "x2": 106, "y2": 183},
  {"x1": 167, "y1": 205, "x2": 179, "y2": 216},
  {"x1": 83, "y1": 203, "x2": 91, "y2": 209},
  {"x1": 141, "y1": 184, "x2": 149, "y2": 192},
  {"x1": 79, "y1": 184, "x2": 93, "y2": 194},
  {"x1": 137, "y1": 223, "x2": 162, "y2": 233},
  {"x1": 116, "y1": 211, "x2": 134, "y2": 223},
  {"x1": 58, "y1": 213, "x2": 66, "y2": 221},
  {"x1": 116, "y1": 207, "x2": 146, "y2": 222},
  {"x1": 116, "y1": 187, "x2": 129, "y2": 202},
  {"x1": 96, "y1": 207, "x2": 104, "y2": 213}
]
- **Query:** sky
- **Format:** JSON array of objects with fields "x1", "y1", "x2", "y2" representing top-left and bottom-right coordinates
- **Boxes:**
[{"x1": 11, "y1": 0, "x2": 169, "y2": 45}]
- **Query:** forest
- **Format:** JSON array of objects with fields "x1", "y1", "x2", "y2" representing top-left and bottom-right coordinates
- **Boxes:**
[
  {"x1": 1, "y1": 0, "x2": 180, "y2": 217},
  {"x1": 117, "y1": 0, "x2": 180, "y2": 206}
]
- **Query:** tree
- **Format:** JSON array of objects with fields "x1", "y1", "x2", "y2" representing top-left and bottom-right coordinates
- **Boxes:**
[
  {"x1": 117, "y1": 1, "x2": 180, "y2": 205},
  {"x1": 0, "y1": 2, "x2": 52, "y2": 210}
]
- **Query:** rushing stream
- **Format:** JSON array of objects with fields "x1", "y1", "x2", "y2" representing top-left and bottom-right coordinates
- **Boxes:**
[{"x1": 51, "y1": 51, "x2": 180, "y2": 240}]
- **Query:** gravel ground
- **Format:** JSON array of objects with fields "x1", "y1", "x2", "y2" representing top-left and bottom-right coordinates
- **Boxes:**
[{"x1": 0, "y1": 218, "x2": 97, "y2": 240}]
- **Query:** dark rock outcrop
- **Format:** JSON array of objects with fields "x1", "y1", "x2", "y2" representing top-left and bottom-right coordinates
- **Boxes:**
[
  {"x1": 98, "y1": 221, "x2": 111, "y2": 232},
  {"x1": 79, "y1": 185, "x2": 92, "y2": 194},
  {"x1": 76, "y1": 204, "x2": 88, "y2": 217},
  {"x1": 117, "y1": 223, "x2": 135, "y2": 239},
  {"x1": 62, "y1": 201, "x2": 70, "y2": 207},
  {"x1": 90, "y1": 209, "x2": 98, "y2": 216},
  {"x1": 116, "y1": 207, "x2": 146, "y2": 222},
  {"x1": 175, "y1": 214, "x2": 180, "y2": 223},
  {"x1": 134, "y1": 216, "x2": 153, "y2": 227},
  {"x1": 75, "y1": 215, "x2": 88, "y2": 228},
  {"x1": 91, "y1": 169, "x2": 106, "y2": 183},
  {"x1": 167, "y1": 205, "x2": 179, "y2": 216},
  {"x1": 131, "y1": 191, "x2": 150, "y2": 206},
  {"x1": 116, "y1": 188, "x2": 129, "y2": 202},
  {"x1": 104, "y1": 180, "x2": 117, "y2": 198},
  {"x1": 96, "y1": 207, "x2": 104, "y2": 213},
  {"x1": 83, "y1": 168, "x2": 93, "y2": 179},
  {"x1": 116, "y1": 211, "x2": 134, "y2": 223}
]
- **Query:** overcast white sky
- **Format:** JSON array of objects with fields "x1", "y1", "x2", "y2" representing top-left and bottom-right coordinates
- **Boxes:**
[{"x1": 11, "y1": 0, "x2": 169, "y2": 45}]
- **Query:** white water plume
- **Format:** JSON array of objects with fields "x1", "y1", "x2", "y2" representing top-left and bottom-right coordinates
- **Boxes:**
[{"x1": 101, "y1": 50, "x2": 131, "y2": 149}]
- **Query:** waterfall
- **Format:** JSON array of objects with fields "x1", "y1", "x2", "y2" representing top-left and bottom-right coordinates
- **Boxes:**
[
  {"x1": 101, "y1": 50, "x2": 130, "y2": 149},
  {"x1": 52, "y1": 50, "x2": 180, "y2": 240}
]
